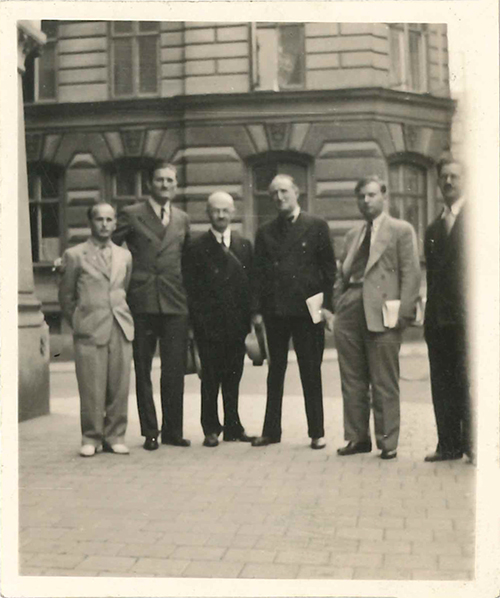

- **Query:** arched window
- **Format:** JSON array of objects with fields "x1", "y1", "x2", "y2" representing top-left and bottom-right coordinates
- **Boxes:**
[
  {"x1": 28, "y1": 163, "x2": 62, "y2": 263},
  {"x1": 388, "y1": 162, "x2": 427, "y2": 257}
]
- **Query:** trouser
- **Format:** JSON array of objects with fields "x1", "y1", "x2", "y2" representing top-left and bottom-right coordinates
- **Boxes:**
[
  {"x1": 197, "y1": 335, "x2": 246, "y2": 438},
  {"x1": 425, "y1": 324, "x2": 473, "y2": 457},
  {"x1": 262, "y1": 315, "x2": 325, "y2": 440},
  {"x1": 75, "y1": 321, "x2": 132, "y2": 446},
  {"x1": 132, "y1": 313, "x2": 188, "y2": 440},
  {"x1": 334, "y1": 287, "x2": 402, "y2": 451}
]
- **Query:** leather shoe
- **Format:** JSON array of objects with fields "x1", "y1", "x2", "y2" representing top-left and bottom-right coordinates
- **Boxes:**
[
  {"x1": 143, "y1": 437, "x2": 159, "y2": 451},
  {"x1": 311, "y1": 437, "x2": 326, "y2": 450},
  {"x1": 162, "y1": 437, "x2": 191, "y2": 447},
  {"x1": 251, "y1": 436, "x2": 280, "y2": 447},
  {"x1": 424, "y1": 450, "x2": 463, "y2": 462},
  {"x1": 203, "y1": 434, "x2": 219, "y2": 448},
  {"x1": 103, "y1": 442, "x2": 130, "y2": 455},
  {"x1": 223, "y1": 433, "x2": 255, "y2": 442},
  {"x1": 337, "y1": 441, "x2": 372, "y2": 456},
  {"x1": 380, "y1": 449, "x2": 397, "y2": 460},
  {"x1": 80, "y1": 444, "x2": 97, "y2": 457}
]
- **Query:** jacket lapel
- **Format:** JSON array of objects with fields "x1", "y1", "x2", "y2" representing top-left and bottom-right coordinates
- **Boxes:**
[
  {"x1": 109, "y1": 244, "x2": 120, "y2": 287},
  {"x1": 341, "y1": 224, "x2": 365, "y2": 282},
  {"x1": 136, "y1": 201, "x2": 166, "y2": 243},
  {"x1": 83, "y1": 240, "x2": 110, "y2": 279},
  {"x1": 276, "y1": 213, "x2": 310, "y2": 257},
  {"x1": 159, "y1": 205, "x2": 183, "y2": 252},
  {"x1": 442, "y1": 207, "x2": 465, "y2": 263},
  {"x1": 365, "y1": 213, "x2": 391, "y2": 274}
]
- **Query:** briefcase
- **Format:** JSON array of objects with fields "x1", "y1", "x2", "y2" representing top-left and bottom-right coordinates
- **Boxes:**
[{"x1": 245, "y1": 322, "x2": 270, "y2": 366}]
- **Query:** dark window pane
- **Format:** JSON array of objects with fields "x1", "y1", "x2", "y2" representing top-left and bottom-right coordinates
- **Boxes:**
[
  {"x1": 23, "y1": 54, "x2": 36, "y2": 102},
  {"x1": 254, "y1": 163, "x2": 277, "y2": 192},
  {"x1": 113, "y1": 21, "x2": 134, "y2": 34},
  {"x1": 38, "y1": 43, "x2": 57, "y2": 100},
  {"x1": 139, "y1": 21, "x2": 159, "y2": 32},
  {"x1": 278, "y1": 25, "x2": 304, "y2": 87},
  {"x1": 41, "y1": 203, "x2": 60, "y2": 237},
  {"x1": 138, "y1": 36, "x2": 158, "y2": 93},
  {"x1": 409, "y1": 30, "x2": 421, "y2": 90},
  {"x1": 40, "y1": 166, "x2": 59, "y2": 198},
  {"x1": 41, "y1": 20, "x2": 58, "y2": 40},
  {"x1": 29, "y1": 203, "x2": 39, "y2": 262},
  {"x1": 116, "y1": 169, "x2": 136, "y2": 196},
  {"x1": 113, "y1": 38, "x2": 134, "y2": 96},
  {"x1": 27, "y1": 168, "x2": 37, "y2": 199}
]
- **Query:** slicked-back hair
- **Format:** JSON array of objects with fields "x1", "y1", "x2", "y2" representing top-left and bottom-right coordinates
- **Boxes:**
[
  {"x1": 436, "y1": 152, "x2": 463, "y2": 177},
  {"x1": 354, "y1": 175, "x2": 387, "y2": 196},
  {"x1": 147, "y1": 160, "x2": 177, "y2": 183},
  {"x1": 87, "y1": 202, "x2": 116, "y2": 221},
  {"x1": 268, "y1": 174, "x2": 299, "y2": 195}
]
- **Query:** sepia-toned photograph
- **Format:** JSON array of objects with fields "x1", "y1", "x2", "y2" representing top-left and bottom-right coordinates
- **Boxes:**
[{"x1": 1, "y1": 1, "x2": 499, "y2": 597}]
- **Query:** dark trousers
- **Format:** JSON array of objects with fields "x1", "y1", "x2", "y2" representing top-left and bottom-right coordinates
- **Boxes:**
[
  {"x1": 334, "y1": 287, "x2": 402, "y2": 451},
  {"x1": 262, "y1": 315, "x2": 325, "y2": 440},
  {"x1": 132, "y1": 313, "x2": 188, "y2": 440},
  {"x1": 425, "y1": 324, "x2": 473, "y2": 457},
  {"x1": 197, "y1": 335, "x2": 246, "y2": 439}
]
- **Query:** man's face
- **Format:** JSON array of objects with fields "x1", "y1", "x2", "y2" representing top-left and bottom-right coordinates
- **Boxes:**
[
  {"x1": 207, "y1": 192, "x2": 235, "y2": 233},
  {"x1": 269, "y1": 176, "x2": 299, "y2": 217},
  {"x1": 438, "y1": 162, "x2": 464, "y2": 206},
  {"x1": 89, "y1": 204, "x2": 116, "y2": 242},
  {"x1": 149, "y1": 167, "x2": 177, "y2": 205},
  {"x1": 357, "y1": 181, "x2": 385, "y2": 221}
]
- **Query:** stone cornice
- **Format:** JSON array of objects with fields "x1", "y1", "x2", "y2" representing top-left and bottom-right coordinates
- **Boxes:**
[{"x1": 17, "y1": 21, "x2": 46, "y2": 75}]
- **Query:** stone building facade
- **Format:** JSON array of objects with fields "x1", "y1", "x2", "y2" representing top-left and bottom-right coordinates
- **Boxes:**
[{"x1": 23, "y1": 21, "x2": 454, "y2": 347}]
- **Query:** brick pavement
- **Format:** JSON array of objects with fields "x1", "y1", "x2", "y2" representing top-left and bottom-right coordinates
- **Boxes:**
[{"x1": 18, "y1": 353, "x2": 475, "y2": 580}]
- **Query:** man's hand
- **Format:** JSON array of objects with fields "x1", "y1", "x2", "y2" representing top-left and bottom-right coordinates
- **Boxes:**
[
  {"x1": 321, "y1": 308, "x2": 335, "y2": 333},
  {"x1": 396, "y1": 316, "x2": 411, "y2": 330},
  {"x1": 252, "y1": 314, "x2": 264, "y2": 328}
]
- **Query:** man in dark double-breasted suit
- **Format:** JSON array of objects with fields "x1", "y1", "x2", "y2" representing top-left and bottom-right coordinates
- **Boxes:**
[
  {"x1": 251, "y1": 175, "x2": 336, "y2": 449},
  {"x1": 424, "y1": 154, "x2": 473, "y2": 463},
  {"x1": 183, "y1": 191, "x2": 255, "y2": 447},
  {"x1": 113, "y1": 161, "x2": 191, "y2": 451}
]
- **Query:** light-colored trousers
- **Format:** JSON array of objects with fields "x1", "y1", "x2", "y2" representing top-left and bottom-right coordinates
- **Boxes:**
[
  {"x1": 74, "y1": 320, "x2": 132, "y2": 446},
  {"x1": 334, "y1": 286, "x2": 402, "y2": 452}
]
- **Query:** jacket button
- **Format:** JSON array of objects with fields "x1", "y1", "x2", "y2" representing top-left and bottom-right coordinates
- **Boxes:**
[{"x1": 274, "y1": 261, "x2": 279, "y2": 266}]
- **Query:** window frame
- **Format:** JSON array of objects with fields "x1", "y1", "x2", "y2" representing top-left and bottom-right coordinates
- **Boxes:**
[
  {"x1": 23, "y1": 20, "x2": 59, "y2": 104},
  {"x1": 109, "y1": 21, "x2": 160, "y2": 99},
  {"x1": 388, "y1": 23, "x2": 428, "y2": 93}
]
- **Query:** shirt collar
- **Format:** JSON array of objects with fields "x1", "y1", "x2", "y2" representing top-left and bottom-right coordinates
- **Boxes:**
[
  {"x1": 89, "y1": 236, "x2": 112, "y2": 250},
  {"x1": 289, "y1": 206, "x2": 301, "y2": 223},
  {"x1": 149, "y1": 198, "x2": 170, "y2": 219},
  {"x1": 368, "y1": 211, "x2": 384, "y2": 231},
  {"x1": 442, "y1": 196, "x2": 466, "y2": 218},
  {"x1": 210, "y1": 226, "x2": 231, "y2": 246}
]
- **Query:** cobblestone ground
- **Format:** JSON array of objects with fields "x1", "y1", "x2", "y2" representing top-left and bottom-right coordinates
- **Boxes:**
[{"x1": 19, "y1": 353, "x2": 475, "y2": 580}]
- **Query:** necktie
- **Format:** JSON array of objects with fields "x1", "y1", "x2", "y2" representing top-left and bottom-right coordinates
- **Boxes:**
[
  {"x1": 160, "y1": 207, "x2": 166, "y2": 226},
  {"x1": 444, "y1": 211, "x2": 455, "y2": 235},
  {"x1": 349, "y1": 220, "x2": 372, "y2": 282},
  {"x1": 221, "y1": 236, "x2": 227, "y2": 248},
  {"x1": 97, "y1": 245, "x2": 111, "y2": 272}
]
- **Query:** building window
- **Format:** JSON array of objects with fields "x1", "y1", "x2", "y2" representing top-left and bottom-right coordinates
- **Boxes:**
[
  {"x1": 110, "y1": 21, "x2": 159, "y2": 97},
  {"x1": 389, "y1": 163, "x2": 427, "y2": 257},
  {"x1": 389, "y1": 24, "x2": 428, "y2": 92},
  {"x1": 23, "y1": 20, "x2": 58, "y2": 103},
  {"x1": 111, "y1": 160, "x2": 150, "y2": 206},
  {"x1": 251, "y1": 23, "x2": 305, "y2": 91},
  {"x1": 28, "y1": 164, "x2": 61, "y2": 263}
]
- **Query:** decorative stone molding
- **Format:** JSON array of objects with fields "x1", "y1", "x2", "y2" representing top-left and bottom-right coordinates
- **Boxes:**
[
  {"x1": 403, "y1": 124, "x2": 419, "y2": 152},
  {"x1": 25, "y1": 133, "x2": 43, "y2": 162},
  {"x1": 121, "y1": 129, "x2": 145, "y2": 156},
  {"x1": 266, "y1": 123, "x2": 289, "y2": 151},
  {"x1": 17, "y1": 21, "x2": 46, "y2": 75}
]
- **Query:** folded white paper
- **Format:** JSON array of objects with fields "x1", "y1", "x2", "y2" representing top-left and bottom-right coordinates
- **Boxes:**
[
  {"x1": 382, "y1": 300, "x2": 400, "y2": 328},
  {"x1": 306, "y1": 292, "x2": 324, "y2": 324}
]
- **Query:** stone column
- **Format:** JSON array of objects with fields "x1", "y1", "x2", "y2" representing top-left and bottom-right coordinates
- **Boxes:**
[{"x1": 18, "y1": 21, "x2": 50, "y2": 421}]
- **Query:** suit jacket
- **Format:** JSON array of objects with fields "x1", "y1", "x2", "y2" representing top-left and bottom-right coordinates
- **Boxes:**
[
  {"x1": 253, "y1": 212, "x2": 336, "y2": 318},
  {"x1": 112, "y1": 201, "x2": 190, "y2": 315},
  {"x1": 59, "y1": 239, "x2": 134, "y2": 345},
  {"x1": 424, "y1": 206, "x2": 467, "y2": 332},
  {"x1": 183, "y1": 230, "x2": 252, "y2": 342},
  {"x1": 334, "y1": 213, "x2": 421, "y2": 332}
]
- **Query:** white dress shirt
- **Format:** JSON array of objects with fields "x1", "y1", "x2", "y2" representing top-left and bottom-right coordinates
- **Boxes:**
[
  {"x1": 441, "y1": 196, "x2": 465, "y2": 234},
  {"x1": 210, "y1": 226, "x2": 231, "y2": 248},
  {"x1": 149, "y1": 198, "x2": 170, "y2": 226}
]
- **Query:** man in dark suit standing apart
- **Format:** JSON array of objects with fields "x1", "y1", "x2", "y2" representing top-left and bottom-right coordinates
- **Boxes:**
[
  {"x1": 59, "y1": 203, "x2": 134, "y2": 457},
  {"x1": 113, "y1": 161, "x2": 191, "y2": 451},
  {"x1": 251, "y1": 175, "x2": 336, "y2": 450},
  {"x1": 183, "y1": 191, "x2": 255, "y2": 447},
  {"x1": 424, "y1": 154, "x2": 473, "y2": 463},
  {"x1": 334, "y1": 176, "x2": 421, "y2": 460}
]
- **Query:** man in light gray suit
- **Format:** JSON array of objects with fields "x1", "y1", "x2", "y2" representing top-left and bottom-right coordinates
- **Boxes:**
[
  {"x1": 59, "y1": 203, "x2": 134, "y2": 457},
  {"x1": 334, "y1": 176, "x2": 421, "y2": 460}
]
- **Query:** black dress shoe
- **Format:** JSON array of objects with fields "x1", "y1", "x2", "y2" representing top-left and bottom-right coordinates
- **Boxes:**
[
  {"x1": 162, "y1": 437, "x2": 191, "y2": 447},
  {"x1": 380, "y1": 449, "x2": 397, "y2": 460},
  {"x1": 223, "y1": 433, "x2": 255, "y2": 442},
  {"x1": 311, "y1": 437, "x2": 326, "y2": 450},
  {"x1": 203, "y1": 433, "x2": 219, "y2": 448},
  {"x1": 337, "y1": 441, "x2": 372, "y2": 456},
  {"x1": 143, "y1": 437, "x2": 159, "y2": 451},
  {"x1": 424, "y1": 450, "x2": 463, "y2": 462},
  {"x1": 251, "y1": 436, "x2": 280, "y2": 447}
]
